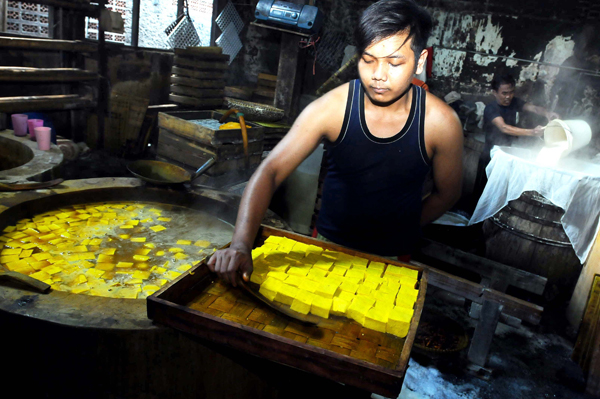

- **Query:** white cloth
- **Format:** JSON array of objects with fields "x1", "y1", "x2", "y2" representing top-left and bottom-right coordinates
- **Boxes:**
[{"x1": 469, "y1": 146, "x2": 600, "y2": 263}]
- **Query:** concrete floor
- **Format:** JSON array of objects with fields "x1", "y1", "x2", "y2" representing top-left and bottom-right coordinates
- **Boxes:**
[{"x1": 61, "y1": 149, "x2": 597, "y2": 399}]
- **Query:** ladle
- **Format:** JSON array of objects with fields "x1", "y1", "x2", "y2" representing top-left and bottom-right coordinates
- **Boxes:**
[{"x1": 0, "y1": 265, "x2": 51, "y2": 293}]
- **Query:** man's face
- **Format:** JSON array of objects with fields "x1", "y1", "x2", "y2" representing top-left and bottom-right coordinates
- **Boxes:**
[
  {"x1": 493, "y1": 83, "x2": 515, "y2": 107},
  {"x1": 357, "y1": 32, "x2": 427, "y2": 105}
]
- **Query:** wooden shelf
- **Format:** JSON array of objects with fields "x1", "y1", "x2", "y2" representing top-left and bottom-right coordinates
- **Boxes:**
[
  {"x1": 0, "y1": 67, "x2": 98, "y2": 83},
  {"x1": 250, "y1": 21, "x2": 312, "y2": 38},
  {"x1": 0, "y1": 37, "x2": 98, "y2": 53},
  {"x1": 0, "y1": 94, "x2": 96, "y2": 113}
]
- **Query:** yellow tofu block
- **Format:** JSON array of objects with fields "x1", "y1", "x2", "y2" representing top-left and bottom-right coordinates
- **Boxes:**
[
  {"x1": 315, "y1": 282, "x2": 339, "y2": 298},
  {"x1": 0, "y1": 255, "x2": 20, "y2": 263},
  {"x1": 298, "y1": 279, "x2": 318, "y2": 293},
  {"x1": 387, "y1": 306, "x2": 414, "y2": 338},
  {"x1": 397, "y1": 267, "x2": 419, "y2": 279},
  {"x1": 346, "y1": 296, "x2": 375, "y2": 324},
  {"x1": 269, "y1": 264, "x2": 290, "y2": 273},
  {"x1": 1, "y1": 248, "x2": 22, "y2": 256},
  {"x1": 164, "y1": 270, "x2": 182, "y2": 280},
  {"x1": 2, "y1": 226, "x2": 16, "y2": 233},
  {"x1": 89, "y1": 238, "x2": 103, "y2": 245},
  {"x1": 313, "y1": 259, "x2": 334, "y2": 271},
  {"x1": 32, "y1": 252, "x2": 52, "y2": 261},
  {"x1": 101, "y1": 248, "x2": 117, "y2": 255},
  {"x1": 368, "y1": 261, "x2": 386, "y2": 271},
  {"x1": 380, "y1": 280, "x2": 401, "y2": 295},
  {"x1": 30, "y1": 270, "x2": 51, "y2": 281},
  {"x1": 302, "y1": 252, "x2": 322, "y2": 265},
  {"x1": 374, "y1": 290, "x2": 396, "y2": 306},
  {"x1": 275, "y1": 283, "x2": 299, "y2": 306},
  {"x1": 176, "y1": 240, "x2": 192, "y2": 245},
  {"x1": 287, "y1": 265, "x2": 310, "y2": 277},
  {"x1": 400, "y1": 286, "x2": 419, "y2": 300},
  {"x1": 345, "y1": 268, "x2": 365, "y2": 282},
  {"x1": 23, "y1": 228, "x2": 40, "y2": 236},
  {"x1": 120, "y1": 225, "x2": 134, "y2": 229},
  {"x1": 363, "y1": 280, "x2": 379, "y2": 291},
  {"x1": 290, "y1": 289, "x2": 315, "y2": 315},
  {"x1": 384, "y1": 265, "x2": 403, "y2": 277},
  {"x1": 79, "y1": 252, "x2": 96, "y2": 260},
  {"x1": 311, "y1": 295, "x2": 333, "y2": 318},
  {"x1": 365, "y1": 307, "x2": 389, "y2": 333},
  {"x1": 133, "y1": 255, "x2": 150, "y2": 261},
  {"x1": 264, "y1": 249, "x2": 287, "y2": 262},
  {"x1": 116, "y1": 262, "x2": 134, "y2": 268},
  {"x1": 264, "y1": 235, "x2": 284, "y2": 244},
  {"x1": 41, "y1": 265, "x2": 63, "y2": 275},
  {"x1": 13, "y1": 264, "x2": 36, "y2": 274},
  {"x1": 143, "y1": 284, "x2": 160, "y2": 292},
  {"x1": 157, "y1": 217, "x2": 171, "y2": 222},
  {"x1": 267, "y1": 271, "x2": 288, "y2": 281},
  {"x1": 306, "y1": 244, "x2": 323, "y2": 254},
  {"x1": 86, "y1": 268, "x2": 105, "y2": 278},
  {"x1": 336, "y1": 290, "x2": 355, "y2": 302},
  {"x1": 306, "y1": 267, "x2": 327, "y2": 280},
  {"x1": 22, "y1": 243, "x2": 37, "y2": 250},
  {"x1": 250, "y1": 271, "x2": 267, "y2": 285},
  {"x1": 292, "y1": 242, "x2": 309, "y2": 252},
  {"x1": 259, "y1": 277, "x2": 282, "y2": 301},
  {"x1": 174, "y1": 253, "x2": 188, "y2": 260},
  {"x1": 332, "y1": 297, "x2": 350, "y2": 316},
  {"x1": 71, "y1": 245, "x2": 88, "y2": 253},
  {"x1": 286, "y1": 250, "x2": 305, "y2": 260},
  {"x1": 154, "y1": 266, "x2": 167, "y2": 274},
  {"x1": 396, "y1": 294, "x2": 416, "y2": 309},
  {"x1": 194, "y1": 240, "x2": 211, "y2": 248},
  {"x1": 96, "y1": 262, "x2": 115, "y2": 271},
  {"x1": 365, "y1": 267, "x2": 383, "y2": 278},
  {"x1": 72, "y1": 284, "x2": 90, "y2": 294},
  {"x1": 140, "y1": 218, "x2": 153, "y2": 223},
  {"x1": 168, "y1": 247, "x2": 184, "y2": 253},
  {"x1": 284, "y1": 274, "x2": 303, "y2": 287},
  {"x1": 30, "y1": 261, "x2": 50, "y2": 270},
  {"x1": 330, "y1": 265, "x2": 347, "y2": 276},
  {"x1": 132, "y1": 270, "x2": 151, "y2": 280},
  {"x1": 114, "y1": 286, "x2": 140, "y2": 299},
  {"x1": 131, "y1": 237, "x2": 146, "y2": 243},
  {"x1": 156, "y1": 250, "x2": 165, "y2": 256},
  {"x1": 178, "y1": 264, "x2": 192, "y2": 272},
  {"x1": 97, "y1": 254, "x2": 114, "y2": 263},
  {"x1": 251, "y1": 247, "x2": 264, "y2": 260},
  {"x1": 126, "y1": 220, "x2": 140, "y2": 226},
  {"x1": 339, "y1": 280, "x2": 359, "y2": 294},
  {"x1": 399, "y1": 276, "x2": 418, "y2": 288},
  {"x1": 144, "y1": 243, "x2": 156, "y2": 249},
  {"x1": 150, "y1": 225, "x2": 166, "y2": 232},
  {"x1": 326, "y1": 274, "x2": 344, "y2": 285},
  {"x1": 72, "y1": 274, "x2": 88, "y2": 285},
  {"x1": 135, "y1": 262, "x2": 150, "y2": 269},
  {"x1": 356, "y1": 285, "x2": 372, "y2": 297},
  {"x1": 134, "y1": 248, "x2": 151, "y2": 256}
]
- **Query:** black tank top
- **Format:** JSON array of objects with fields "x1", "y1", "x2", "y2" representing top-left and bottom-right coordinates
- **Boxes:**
[{"x1": 316, "y1": 79, "x2": 431, "y2": 256}]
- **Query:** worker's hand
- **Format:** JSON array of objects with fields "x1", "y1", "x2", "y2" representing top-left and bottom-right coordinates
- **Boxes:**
[
  {"x1": 207, "y1": 244, "x2": 253, "y2": 287},
  {"x1": 546, "y1": 111, "x2": 560, "y2": 121},
  {"x1": 532, "y1": 126, "x2": 545, "y2": 136}
]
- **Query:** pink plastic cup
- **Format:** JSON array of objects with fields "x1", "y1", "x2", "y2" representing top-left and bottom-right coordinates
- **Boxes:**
[
  {"x1": 11, "y1": 114, "x2": 28, "y2": 136},
  {"x1": 35, "y1": 127, "x2": 51, "y2": 151},
  {"x1": 27, "y1": 119, "x2": 44, "y2": 141}
]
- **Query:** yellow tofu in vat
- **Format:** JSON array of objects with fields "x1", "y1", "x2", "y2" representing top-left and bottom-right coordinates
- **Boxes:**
[
  {"x1": 346, "y1": 296, "x2": 375, "y2": 325},
  {"x1": 307, "y1": 267, "x2": 327, "y2": 280},
  {"x1": 315, "y1": 282, "x2": 339, "y2": 298},
  {"x1": 259, "y1": 277, "x2": 283, "y2": 301},
  {"x1": 331, "y1": 297, "x2": 350, "y2": 316},
  {"x1": 275, "y1": 283, "x2": 299, "y2": 306},
  {"x1": 387, "y1": 306, "x2": 414, "y2": 338},
  {"x1": 365, "y1": 307, "x2": 389, "y2": 333}
]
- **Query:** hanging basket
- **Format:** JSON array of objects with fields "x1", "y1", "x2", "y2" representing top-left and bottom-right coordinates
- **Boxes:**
[{"x1": 164, "y1": 1, "x2": 200, "y2": 49}]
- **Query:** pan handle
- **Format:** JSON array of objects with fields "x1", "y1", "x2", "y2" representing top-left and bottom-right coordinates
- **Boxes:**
[{"x1": 190, "y1": 157, "x2": 216, "y2": 181}]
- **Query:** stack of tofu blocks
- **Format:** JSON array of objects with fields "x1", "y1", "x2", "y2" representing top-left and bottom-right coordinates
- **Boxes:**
[{"x1": 251, "y1": 236, "x2": 419, "y2": 338}]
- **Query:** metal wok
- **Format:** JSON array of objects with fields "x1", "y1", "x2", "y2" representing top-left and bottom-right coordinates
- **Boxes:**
[{"x1": 127, "y1": 158, "x2": 215, "y2": 185}]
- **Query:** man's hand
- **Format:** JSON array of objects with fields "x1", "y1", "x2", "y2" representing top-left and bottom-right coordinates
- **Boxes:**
[
  {"x1": 532, "y1": 125, "x2": 545, "y2": 136},
  {"x1": 546, "y1": 111, "x2": 560, "y2": 120},
  {"x1": 207, "y1": 245, "x2": 253, "y2": 287}
]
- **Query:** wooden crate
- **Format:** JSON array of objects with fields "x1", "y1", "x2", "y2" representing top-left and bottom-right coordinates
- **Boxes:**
[{"x1": 147, "y1": 225, "x2": 427, "y2": 397}]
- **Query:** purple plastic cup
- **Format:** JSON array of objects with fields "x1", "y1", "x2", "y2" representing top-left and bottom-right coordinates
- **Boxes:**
[
  {"x1": 11, "y1": 114, "x2": 28, "y2": 136},
  {"x1": 27, "y1": 119, "x2": 44, "y2": 141},
  {"x1": 35, "y1": 127, "x2": 52, "y2": 151}
]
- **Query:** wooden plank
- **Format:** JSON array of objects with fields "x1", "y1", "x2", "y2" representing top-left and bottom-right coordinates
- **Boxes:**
[
  {"x1": 175, "y1": 47, "x2": 229, "y2": 61},
  {"x1": 0, "y1": 67, "x2": 98, "y2": 82},
  {"x1": 410, "y1": 260, "x2": 543, "y2": 325},
  {"x1": 172, "y1": 66, "x2": 225, "y2": 80},
  {"x1": 158, "y1": 129, "x2": 263, "y2": 160},
  {"x1": 417, "y1": 239, "x2": 547, "y2": 295},
  {"x1": 170, "y1": 85, "x2": 224, "y2": 99},
  {"x1": 258, "y1": 73, "x2": 277, "y2": 82},
  {"x1": 0, "y1": 36, "x2": 97, "y2": 52},
  {"x1": 0, "y1": 94, "x2": 95, "y2": 113},
  {"x1": 467, "y1": 299, "x2": 503, "y2": 366},
  {"x1": 224, "y1": 86, "x2": 254, "y2": 100},
  {"x1": 174, "y1": 56, "x2": 229, "y2": 71},
  {"x1": 170, "y1": 76, "x2": 225, "y2": 89},
  {"x1": 169, "y1": 94, "x2": 223, "y2": 109}
]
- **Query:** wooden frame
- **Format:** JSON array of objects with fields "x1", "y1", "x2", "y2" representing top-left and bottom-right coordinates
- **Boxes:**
[{"x1": 148, "y1": 225, "x2": 428, "y2": 398}]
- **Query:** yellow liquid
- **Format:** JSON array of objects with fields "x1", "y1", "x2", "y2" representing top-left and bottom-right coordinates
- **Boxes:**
[{"x1": 0, "y1": 201, "x2": 233, "y2": 299}]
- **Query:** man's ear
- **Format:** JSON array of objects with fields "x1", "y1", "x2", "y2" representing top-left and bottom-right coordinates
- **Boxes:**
[{"x1": 416, "y1": 48, "x2": 428, "y2": 75}]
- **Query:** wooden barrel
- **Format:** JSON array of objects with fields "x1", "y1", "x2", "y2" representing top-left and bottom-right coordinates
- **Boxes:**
[
  {"x1": 482, "y1": 191, "x2": 582, "y2": 302},
  {"x1": 461, "y1": 134, "x2": 484, "y2": 201}
]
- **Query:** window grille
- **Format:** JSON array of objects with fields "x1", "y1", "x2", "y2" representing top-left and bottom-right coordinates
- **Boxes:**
[
  {"x1": 5, "y1": 1, "x2": 51, "y2": 38},
  {"x1": 85, "y1": 0, "x2": 129, "y2": 44}
]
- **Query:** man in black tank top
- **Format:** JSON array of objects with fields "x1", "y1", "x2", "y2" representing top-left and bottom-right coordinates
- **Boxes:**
[{"x1": 209, "y1": 0, "x2": 463, "y2": 287}]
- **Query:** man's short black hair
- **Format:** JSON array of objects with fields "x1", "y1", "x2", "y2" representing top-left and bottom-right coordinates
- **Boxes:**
[
  {"x1": 492, "y1": 74, "x2": 516, "y2": 91},
  {"x1": 355, "y1": 0, "x2": 432, "y2": 62}
]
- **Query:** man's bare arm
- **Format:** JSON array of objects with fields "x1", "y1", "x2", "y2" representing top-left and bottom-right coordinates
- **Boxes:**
[
  {"x1": 421, "y1": 97, "x2": 464, "y2": 225},
  {"x1": 207, "y1": 85, "x2": 347, "y2": 285},
  {"x1": 491, "y1": 116, "x2": 543, "y2": 137},
  {"x1": 523, "y1": 103, "x2": 560, "y2": 121}
]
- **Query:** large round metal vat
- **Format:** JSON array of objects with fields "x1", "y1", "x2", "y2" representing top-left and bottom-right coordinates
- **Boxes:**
[
  {"x1": 483, "y1": 191, "x2": 582, "y2": 302},
  {"x1": 0, "y1": 178, "x2": 293, "y2": 399}
]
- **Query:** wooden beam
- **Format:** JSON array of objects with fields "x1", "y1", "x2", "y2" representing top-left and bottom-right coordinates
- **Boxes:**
[
  {"x1": 0, "y1": 36, "x2": 97, "y2": 52},
  {"x1": 468, "y1": 299, "x2": 503, "y2": 366},
  {"x1": 417, "y1": 239, "x2": 547, "y2": 295},
  {"x1": 0, "y1": 94, "x2": 96, "y2": 113},
  {"x1": 0, "y1": 67, "x2": 98, "y2": 82},
  {"x1": 410, "y1": 260, "x2": 544, "y2": 325}
]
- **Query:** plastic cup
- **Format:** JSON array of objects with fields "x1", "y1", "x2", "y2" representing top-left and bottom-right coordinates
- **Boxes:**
[
  {"x1": 27, "y1": 119, "x2": 44, "y2": 141},
  {"x1": 11, "y1": 114, "x2": 28, "y2": 136},
  {"x1": 35, "y1": 127, "x2": 51, "y2": 151}
]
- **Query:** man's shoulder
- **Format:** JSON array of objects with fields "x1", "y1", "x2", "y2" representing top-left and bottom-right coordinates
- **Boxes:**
[{"x1": 423, "y1": 91, "x2": 460, "y2": 125}]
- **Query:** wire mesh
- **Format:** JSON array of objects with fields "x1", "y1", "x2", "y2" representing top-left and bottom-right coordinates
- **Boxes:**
[{"x1": 215, "y1": 1, "x2": 244, "y2": 34}]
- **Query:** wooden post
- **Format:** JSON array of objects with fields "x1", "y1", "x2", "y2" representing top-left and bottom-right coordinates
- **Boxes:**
[
  {"x1": 97, "y1": 0, "x2": 107, "y2": 149},
  {"x1": 131, "y1": 0, "x2": 140, "y2": 47},
  {"x1": 468, "y1": 298, "x2": 503, "y2": 367},
  {"x1": 0, "y1": 0, "x2": 6, "y2": 32}
]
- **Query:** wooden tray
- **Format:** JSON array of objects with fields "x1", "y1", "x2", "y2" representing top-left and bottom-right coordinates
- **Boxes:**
[{"x1": 147, "y1": 226, "x2": 427, "y2": 397}]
